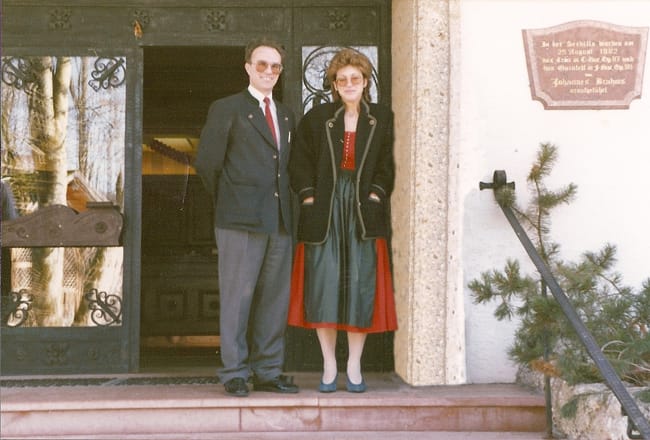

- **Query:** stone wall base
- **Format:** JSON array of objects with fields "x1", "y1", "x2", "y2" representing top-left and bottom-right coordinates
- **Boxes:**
[{"x1": 517, "y1": 367, "x2": 650, "y2": 439}]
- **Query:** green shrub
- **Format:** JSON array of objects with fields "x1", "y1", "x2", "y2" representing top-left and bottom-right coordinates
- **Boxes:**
[{"x1": 469, "y1": 143, "x2": 649, "y2": 386}]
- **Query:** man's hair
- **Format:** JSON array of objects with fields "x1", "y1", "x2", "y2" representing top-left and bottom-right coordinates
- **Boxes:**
[{"x1": 245, "y1": 37, "x2": 287, "y2": 64}]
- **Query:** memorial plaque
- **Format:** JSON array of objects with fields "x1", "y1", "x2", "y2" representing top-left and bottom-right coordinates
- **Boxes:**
[{"x1": 523, "y1": 20, "x2": 648, "y2": 109}]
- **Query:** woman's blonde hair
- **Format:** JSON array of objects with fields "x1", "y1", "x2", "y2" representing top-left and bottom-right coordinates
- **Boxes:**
[{"x1": 327, "y1": 48, "x2": 372, "y2": 102}]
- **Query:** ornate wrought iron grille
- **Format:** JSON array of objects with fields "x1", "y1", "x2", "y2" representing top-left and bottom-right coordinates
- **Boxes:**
[
  {"x1": 301, "y1": 46, "x2": 379, "y2": 113},
  {"x1": 89, "y1": 57, "x2": 126, "y2": 92}
]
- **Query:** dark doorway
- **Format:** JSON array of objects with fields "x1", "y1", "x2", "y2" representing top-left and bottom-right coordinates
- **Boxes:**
[
  {"x1": 140, "y1": 46, "x2": 248, "y2": 371},
  {"x1": 139, "y1": 45, "x2": 393, "y2": 375}
]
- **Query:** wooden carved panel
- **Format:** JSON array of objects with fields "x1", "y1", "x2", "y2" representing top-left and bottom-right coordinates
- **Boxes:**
[{"x1": 2, "y1": 203, "x2": 123, "y2": 248}]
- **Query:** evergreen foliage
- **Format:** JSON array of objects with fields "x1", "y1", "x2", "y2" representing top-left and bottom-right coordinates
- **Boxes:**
[{"x1": 469, "y1": 143, "x2": 650, "y2": 386}]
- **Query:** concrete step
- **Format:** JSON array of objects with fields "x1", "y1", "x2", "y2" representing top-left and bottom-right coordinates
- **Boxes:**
[
  {"x1": 1, "y1": 372, "x2": 547, "y2": 439},
  {"x1": 6, "y1": 432, "x2": 549, "y2": 439}
]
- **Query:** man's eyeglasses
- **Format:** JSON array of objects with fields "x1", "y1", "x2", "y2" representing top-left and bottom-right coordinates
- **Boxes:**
[
  {"x1": 252, "y1": 60, "x2": 283, "y2": 74},
  {"x1": 335, "y1": 76, "x2": 364, "y2": 87}
]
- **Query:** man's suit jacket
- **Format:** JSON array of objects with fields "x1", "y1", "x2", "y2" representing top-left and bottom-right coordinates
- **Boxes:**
[{"x1": 194, "y1": 89, "x2": 295, "y2": 234}]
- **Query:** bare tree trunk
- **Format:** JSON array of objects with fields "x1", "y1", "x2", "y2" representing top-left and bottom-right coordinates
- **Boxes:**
[
  {"x1": 28, "y1": 56, "x2": 73, "y2": 326},
  {"x1": 74, "y1": 58, "x2": 89, "y2": 178},
  {"x1": 1, "y1": 84, "x2": 18, "y2": 169}
]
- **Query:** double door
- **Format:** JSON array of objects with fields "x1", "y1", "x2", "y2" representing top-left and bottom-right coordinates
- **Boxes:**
[{"x1": 1, "y1": 0, "x2": 392, "y2": 375}]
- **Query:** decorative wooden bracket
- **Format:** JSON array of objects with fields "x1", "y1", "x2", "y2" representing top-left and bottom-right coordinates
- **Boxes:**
[{"x1": 2, "y1": 202, "x2": 123, "y2": 248}]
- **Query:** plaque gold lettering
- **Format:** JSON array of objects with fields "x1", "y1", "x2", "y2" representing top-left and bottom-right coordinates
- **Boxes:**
[{"x1": 523, "y1": 20, "x2": 648, "y2": 109}]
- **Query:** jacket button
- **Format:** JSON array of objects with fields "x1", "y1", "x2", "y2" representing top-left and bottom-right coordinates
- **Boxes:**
[
  {"x1": 273, "y1": 155, "x2": 278, "y2": 159},
  {"x1": 274, "y1": 192, "x2": 279, "y2": 197}
]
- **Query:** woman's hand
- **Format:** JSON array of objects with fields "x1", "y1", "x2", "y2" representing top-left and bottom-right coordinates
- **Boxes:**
[
  {"x1": 368, "y1": 192, "x2": 380, "y2": 202},
  {"x1": 302, "y1": 196, "x2": 315, "y2": 205}
]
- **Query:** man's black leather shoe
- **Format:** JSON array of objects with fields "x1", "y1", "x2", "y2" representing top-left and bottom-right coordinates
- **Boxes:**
[
  {"x1": 224, "y1": 377, "x2": 249, "y2": 397},
  {"x1": 252, "y1": 374, "x2": 299, "y2": 393}
]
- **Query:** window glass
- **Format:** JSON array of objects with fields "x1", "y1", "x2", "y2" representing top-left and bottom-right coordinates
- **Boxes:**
[{"x1": 1, "y1": 56, "x2": 125, "y2": 327}]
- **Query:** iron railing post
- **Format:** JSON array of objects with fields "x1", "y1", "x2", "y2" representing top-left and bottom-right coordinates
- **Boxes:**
[{"x1": 480, "y1": 170, "x2": 650, "y2": 440}]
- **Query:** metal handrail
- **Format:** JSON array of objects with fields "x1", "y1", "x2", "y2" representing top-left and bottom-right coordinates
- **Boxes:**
[{"x1": 480, "y1": 170, "x2": 650, "y2": 440}]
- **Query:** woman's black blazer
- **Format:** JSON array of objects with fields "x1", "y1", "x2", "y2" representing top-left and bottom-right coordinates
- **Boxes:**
[{"x1": 289, "y1": 100, "x2": 395, "y2": 244}]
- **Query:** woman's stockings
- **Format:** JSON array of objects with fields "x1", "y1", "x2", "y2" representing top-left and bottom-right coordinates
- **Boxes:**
[
  {"x1": 316, "y1": 327, "x2": 338, "y2": 383},
  {"x1": 346, "y1": 331, "x2": 367, "y2": 384}
]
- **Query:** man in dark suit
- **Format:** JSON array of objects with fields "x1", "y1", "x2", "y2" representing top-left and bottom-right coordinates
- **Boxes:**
[{"x1": 194, "y1": 37, "x2": 298, "y2": 396}]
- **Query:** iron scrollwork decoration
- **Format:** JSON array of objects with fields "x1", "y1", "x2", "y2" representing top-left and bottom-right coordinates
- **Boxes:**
[
  {"x1": 132, "y1": 9, "x2": 151, "y2": 30},
  {"x1": 132, "y1": 9, "x2": 151, "y2": 39},
  {"x1": 49, "y1": 8, "x2": 72, "y2": 31},
  {"x1": 328, "y1": 9, "x2": 350, "y2": 30},
  {"x1": 1, "y1": 57, "x2": 40, "y2": 90},
  {"x1": 84, "y1": 288, "x2": 122, "y2": 326},
  {"x1": 88, "y1": 57, "x2": 126, "y2": 92},
  {"x1": 203, "y1": 9, "x2": 227, "y2": 32},
  {"x1": 301, "y1": 46, "x2": 379, "y2": 113},
  {"x1": 46, "y1": 343, "x2": 70, "y2": 366},
  {"x1": 2, "y1": 289, "x2": 34, "y2": 327}
]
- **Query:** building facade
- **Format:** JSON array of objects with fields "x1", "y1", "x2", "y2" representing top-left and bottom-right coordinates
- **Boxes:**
[{"x1": 2, "y1": 0, "x2": 649, "y2": 386}]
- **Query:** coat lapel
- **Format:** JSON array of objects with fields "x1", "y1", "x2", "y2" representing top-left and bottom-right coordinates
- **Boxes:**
[
  {"x1": 355, "y1": 101, "x2": 377, "y2": 169},
  {"x1": 276, "y1": 104, "x2": 291, "y2": 154},
  {"x1": 325, "y1": 105, "x2": 345, "y2": 168},
  {"x1": 325, "y1": 101, "x2": 376, "y2": 172}
]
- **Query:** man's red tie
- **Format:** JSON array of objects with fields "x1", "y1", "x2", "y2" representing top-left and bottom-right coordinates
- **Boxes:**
[{"x1": 264, "y1": 97, "x2": 278, "y2": 146}]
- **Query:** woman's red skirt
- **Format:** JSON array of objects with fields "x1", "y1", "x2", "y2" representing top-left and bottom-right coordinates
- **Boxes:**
[{"x1": 287, "y1": 238, "x2": 398, "y2": 333}]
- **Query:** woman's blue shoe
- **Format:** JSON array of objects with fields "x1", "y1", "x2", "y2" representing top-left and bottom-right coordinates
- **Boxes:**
[
  {"x1": 319, "y1": 374, "x2": 337, "y2": 393},
  {"x1": 346, "y1": 376, "x2": 366, "y2": 393}
]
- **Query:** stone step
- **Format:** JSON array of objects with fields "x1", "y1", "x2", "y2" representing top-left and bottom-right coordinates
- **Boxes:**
[
  {"x1": 1, "y1": 372, "x2": 547, "y2": 439},
  {"x1": 6, "y1": 431, "x2": 549, "y2": 439}
]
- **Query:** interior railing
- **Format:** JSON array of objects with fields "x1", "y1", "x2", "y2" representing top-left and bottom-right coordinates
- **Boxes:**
[{"x1": 480, "y1": 170, "x2": 650, "y2": 440}]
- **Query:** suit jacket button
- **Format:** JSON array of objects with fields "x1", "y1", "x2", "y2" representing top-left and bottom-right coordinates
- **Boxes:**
[
  {"x1": 274, "y1": 192, "x2": 279, "y2": 197},
  {"x1": 273, "y1": 155, "x2": 278, "y2": 159}
]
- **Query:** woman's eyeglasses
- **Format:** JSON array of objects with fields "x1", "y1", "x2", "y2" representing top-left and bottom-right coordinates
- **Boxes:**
[
  {"x1": 335, "y1": 76, "x2": 364, "y2": 87},
  {"x1": 252, "y1": 60, "x2": 283, "y2": 74}
]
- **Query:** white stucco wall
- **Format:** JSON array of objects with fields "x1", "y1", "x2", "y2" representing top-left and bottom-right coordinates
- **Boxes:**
[{"x1": 457, "y1": 0, "x2": 650, "y2": 383}]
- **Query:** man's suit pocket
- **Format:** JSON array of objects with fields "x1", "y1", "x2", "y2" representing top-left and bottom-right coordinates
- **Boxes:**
[{"x1": 217, "y1": 182, "x2": 263, "y2": 227}]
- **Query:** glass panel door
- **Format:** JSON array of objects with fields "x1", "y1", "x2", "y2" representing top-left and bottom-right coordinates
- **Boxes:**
[{"x1": 1, "y1": 54, "x2": 129, "y2": 374}]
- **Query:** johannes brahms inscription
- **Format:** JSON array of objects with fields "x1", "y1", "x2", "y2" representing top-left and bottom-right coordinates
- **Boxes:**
[{"x1": 523, "y1": 20, "x2": 648, "y2": 109}]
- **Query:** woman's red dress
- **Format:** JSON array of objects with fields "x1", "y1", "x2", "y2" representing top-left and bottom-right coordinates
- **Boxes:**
[
  {"x1": 287, "y1": 233, "x2": 398, "y2": 334},
  {"x1": 288, "y1": 130, "x2": 397, "y2": 333}
]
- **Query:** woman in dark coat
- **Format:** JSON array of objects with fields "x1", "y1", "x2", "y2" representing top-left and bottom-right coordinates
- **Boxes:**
[{"x1": 288, "y1": 48, "x2": 397, "y2": 393}]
